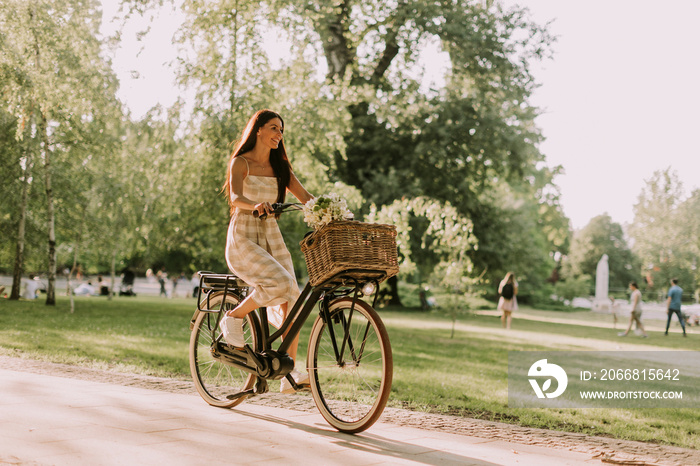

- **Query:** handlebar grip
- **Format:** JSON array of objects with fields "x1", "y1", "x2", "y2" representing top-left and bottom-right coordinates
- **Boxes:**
[{"x1": 253, "y1": 203, "x2": 282, "y2": 219}]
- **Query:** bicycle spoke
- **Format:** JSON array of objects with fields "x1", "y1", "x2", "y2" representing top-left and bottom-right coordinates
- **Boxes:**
[
  {"x1": 189, "y1": 293, "x2": 257, "y2": 408},
  {"x1": 308, "y1": 298, "x2": 392, "y2": 433}
]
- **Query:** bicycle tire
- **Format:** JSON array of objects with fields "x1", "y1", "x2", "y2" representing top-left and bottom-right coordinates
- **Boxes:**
[
  {"x1": 189, "y1": 292, "x2": 261, "y2": 408},
  {"x1": 307, "y1": 297, "x2": 393, "y2": 433}
]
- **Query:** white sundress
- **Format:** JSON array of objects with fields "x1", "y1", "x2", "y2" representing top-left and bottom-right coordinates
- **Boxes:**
[
  {"x1": 225, "y1": 174, "x2": 299, "y2": 328},
  {"x1": 497, "y1": 280, "x2": 518, "y2": 312}
]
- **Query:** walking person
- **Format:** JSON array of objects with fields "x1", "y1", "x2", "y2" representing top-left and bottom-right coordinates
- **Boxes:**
[
  {"x1": 497, "y1": 272, "x2": 518, "y2": 329},
  {"x1": 218, "y1": 109, "x2": 314, "y2": 393},
  {"x1": 665, "y1": 278, "x2": 687, "y2": 337},
  {"x1": 170, "y1": 274, "x2": 179, "y2": 298},
  {"x1": 157, "y1": 269, "x2": 167, "y2": 297},
  {"x1": 618, "y1": 282, "x2": 648, "y2": 338}
]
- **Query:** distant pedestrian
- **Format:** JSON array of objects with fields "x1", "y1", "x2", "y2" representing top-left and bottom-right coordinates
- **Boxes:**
[
  {"x1": 157, "y1": 269, "x2": 167, "y2": 297},
  {"x1": 23, "y1": 274, "x2": 40, "y2": 300},
  {"x1": 618, "y1": 282, "x2": 647, "y2": 338},
  {"x1": 74, "y1": 281, "x2": 95, "y2": 296},
  {"x1": 497, "y1": 272, "x2": 518, "y2": 329},
  {"x1": 171, "y1": 274, "x2": 179, "y2": 298},
  {"x1": 191, "y1": 272, "x2": 200, "y2": 298},
  {"x1": 97, "y1": 275, "x2": 109, "y2": 296},
  {"x1": 610, "y1": 297, "x2": 619, "y2": 327},
  {"x1": 665, "y1": 278, "x2": 687, "y2": 337}
]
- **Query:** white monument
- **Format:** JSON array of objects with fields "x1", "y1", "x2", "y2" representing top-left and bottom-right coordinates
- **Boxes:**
[{"x1": 592, "y1": 254, "x2": 610, "y2": 311}]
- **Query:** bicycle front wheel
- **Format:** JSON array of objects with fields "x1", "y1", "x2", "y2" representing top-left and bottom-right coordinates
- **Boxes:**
[
  {"x1": 307, "y1": 297, "x2": 393, "y2": 433},
  {"x1": 189, "y1": 292, "x2": 260, "y2": 408}
]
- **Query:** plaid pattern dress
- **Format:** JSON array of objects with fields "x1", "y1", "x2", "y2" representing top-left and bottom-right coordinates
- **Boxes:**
[{"x1": 225, "y1": 175, "x2": 299, "y2": 328}]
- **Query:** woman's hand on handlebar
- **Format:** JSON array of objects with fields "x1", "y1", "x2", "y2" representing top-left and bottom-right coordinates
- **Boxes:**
[
  {"x1": 253, "y1": 202, "x2": 273, "y2": 218},
  {"x1": 252, "y1": 202, "x2": 301, "y2": 218}
]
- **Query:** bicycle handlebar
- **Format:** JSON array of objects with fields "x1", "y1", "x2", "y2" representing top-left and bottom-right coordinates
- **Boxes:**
[{"x1": 253, "y1": 202, "x2": 303, "y2": 219}]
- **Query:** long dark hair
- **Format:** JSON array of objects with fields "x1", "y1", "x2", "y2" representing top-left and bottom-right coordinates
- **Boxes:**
[{"x1": 222, "y1": 109, "x2": 291, "y2": 215}]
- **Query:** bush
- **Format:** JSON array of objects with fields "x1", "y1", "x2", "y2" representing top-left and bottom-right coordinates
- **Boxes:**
[{"x1": 554, "y1": 275, "x2": 592, "y2": 302}]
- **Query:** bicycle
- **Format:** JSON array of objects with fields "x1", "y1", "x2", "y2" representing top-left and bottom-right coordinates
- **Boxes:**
[{"x1": 188, "y1": 203, "x2": 395, "y2": 433}]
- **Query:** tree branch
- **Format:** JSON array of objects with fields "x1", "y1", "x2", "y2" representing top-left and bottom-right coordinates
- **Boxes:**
[
  {"x1": 315, "y1": 1, "x2": 353, "y2": 81},
  {"x1": 369, "y1": 2, "x2": 410, "y2": 87}
]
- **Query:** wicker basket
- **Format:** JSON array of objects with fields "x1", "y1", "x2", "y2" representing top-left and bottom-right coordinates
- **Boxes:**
[{"x1": 300, "y1": 221, "x2": 399, "y2": 286}]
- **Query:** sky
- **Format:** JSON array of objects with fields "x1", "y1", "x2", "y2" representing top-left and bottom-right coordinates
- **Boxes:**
[{"x1": 101, "y1": 1, "x2": 700, "y2": 230}]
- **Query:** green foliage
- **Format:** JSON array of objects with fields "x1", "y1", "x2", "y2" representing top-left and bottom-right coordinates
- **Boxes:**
[
  {"x1": 554, "y1": 274, "x2": 592, "y2": 302},
  {"x1": 266, "y1": 0, "x2": 563, "y2": 292},
  {"x1": 562, "y1": 214, "x2": 639, "y2": 290},
  {"x1": 0, "y1": 0, "x2": 123, "y2": 300},
  {"x1": 679, "y1": 189, "x2": 700, "y2": 287},
  {"x1": 629, "y1": 169, "x2": 697, "y2": 292},
  {"x1": 474, "y1": 179, "x2": 565, "y2": 288},
  {"x1": 367, "y1": 196, "x2": 476, "y2": 287},
  {"x1": 3, "y1": 0, "x2": 568, "y2": 298}
]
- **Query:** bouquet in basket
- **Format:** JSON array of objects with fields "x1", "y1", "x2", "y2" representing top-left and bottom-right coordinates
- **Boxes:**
[{"x1": 303, "y1": 193, "x2": 353, "y2": 230}]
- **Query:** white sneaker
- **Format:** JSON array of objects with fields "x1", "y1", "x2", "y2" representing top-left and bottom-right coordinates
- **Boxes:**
[
  {"x1": 280, "y1": 369, "x2": 310, "y2": 394},
  {"x1": 219, "y1": 315, "x2": 245, "y2": 347}
]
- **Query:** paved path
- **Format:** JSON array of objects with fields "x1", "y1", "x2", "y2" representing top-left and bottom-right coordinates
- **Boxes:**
[{"x1": 0, "y1": 368, "x2": 606, "y2": 466}]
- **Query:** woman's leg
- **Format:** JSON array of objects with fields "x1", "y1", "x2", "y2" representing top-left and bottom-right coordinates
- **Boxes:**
[
  {"x1": 621, "y1": 315, "x2": 634, "y2": 336},
  {"x1": 634, "y1": 314, "x2": 647, "y2": 336},
  {"x1": 230, "y1": 300, "x2": 302, "y2": 363},
  {"x1": 502, "y1": 310, "x2": 512, "y2": 329},
  {"x1": 227, "y1": 294, "x2": 259, "y2": 319},
  {"x1": 637, "y1": 320, "x2": 647, "y2": 336}
]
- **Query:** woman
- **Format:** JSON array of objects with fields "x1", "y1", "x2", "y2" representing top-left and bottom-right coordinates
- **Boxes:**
[
  {"x1": 219, "y1": 109, "x2": 314, "y2": 393},
  {"x1": 618, "y1": 281, "x2": 647, "y2": 338},
  {"x1": 497, "y1": 272, "x2": 518, "y2": 329}
]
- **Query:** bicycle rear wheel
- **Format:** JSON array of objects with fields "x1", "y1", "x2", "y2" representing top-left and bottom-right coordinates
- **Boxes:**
[
  {"x1": 307, "y1": 297, "x2": 393, "y2": 433},
  {"x1": 189, "y1": 292, "x2": 260, "y2": 408}
]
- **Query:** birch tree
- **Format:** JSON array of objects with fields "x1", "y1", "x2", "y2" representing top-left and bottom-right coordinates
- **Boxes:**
[{"x1": 1, "y1": 0, "x2": 121, "y2": 304}]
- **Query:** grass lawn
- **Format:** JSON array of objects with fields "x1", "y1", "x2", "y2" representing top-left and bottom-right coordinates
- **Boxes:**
[{"x1": 1, "y1": 294, "x2": 698, "y2": 449}]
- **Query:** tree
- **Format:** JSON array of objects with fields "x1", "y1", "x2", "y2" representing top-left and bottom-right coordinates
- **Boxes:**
[
  {"x1": 119, "y1": 0, "x2": 360, "y2": 273},
  {"x1": 276, "y1": 1, "x2": 558, "y2": 290},
  {"x1": 563, "y1": 214, "x2": 639, "y2": 291},
  {"x1": 1, "y1": 0, "x2": 122, "y2": 304},
  {"x1": 629, "y1": 169, "x2": 696, "y2": 293},
  {"x1": 120, "y1": 0, "x2": 562, "y2": 293},
  {"x1": 678, "y1": 189, "x2": 700, "y2": 289}
]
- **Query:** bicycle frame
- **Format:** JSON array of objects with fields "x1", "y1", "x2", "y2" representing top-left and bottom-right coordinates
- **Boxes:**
[{"x1": 194, "y1": 269, "x2": 386, "y2": 386}]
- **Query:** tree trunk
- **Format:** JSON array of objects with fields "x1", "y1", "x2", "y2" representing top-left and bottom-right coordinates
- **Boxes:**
[
  {"x1": 314, "y1": 1, "x2": 354, "y2": 81},
  {"x1": 386, "y1": 275, "x2": 403, "y2": 307},
  {"x1": 68, "y1": 246, "x2": 78, "y2": 313},
  {"x1": 68, "y1": 208, "x2": 87, "y2": 312},
  {"x1": 41, "y1": 110, "x2": 57, "y2": 305},
  {"x1": 10, "y1": 148, "x2": 32, "y2": 300},
  {"x1": 109, "y1": 248, "x2": 117, "y2": 300},
  {"x1": 31, "y1": 7, "x2": 56, "y2": 305}
]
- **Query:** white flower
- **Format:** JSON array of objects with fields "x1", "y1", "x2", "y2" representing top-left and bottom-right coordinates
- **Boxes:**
[{"x1": 303, "y1": 193, "x2": 353, "y2": 230}]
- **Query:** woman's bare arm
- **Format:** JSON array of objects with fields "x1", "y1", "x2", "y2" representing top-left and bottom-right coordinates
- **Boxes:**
[{"x1": 287, "y1": 170, "x2": 313, "y2": 204}]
